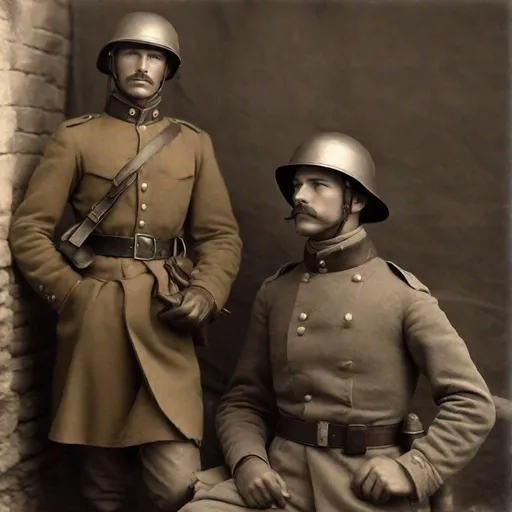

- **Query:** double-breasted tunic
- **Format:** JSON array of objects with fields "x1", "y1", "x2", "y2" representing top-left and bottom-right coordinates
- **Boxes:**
[
  {"x1": 9, "y1": 95, "x2": 243, "y2": 448},
  {"x1": 188, "y1": 230, "x2": 495, "y2": 511}
]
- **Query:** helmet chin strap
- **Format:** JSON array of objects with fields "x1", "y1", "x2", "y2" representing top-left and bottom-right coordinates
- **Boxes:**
[{"x1": 331, "y1": 180, "x2": 353, "y2": 237}]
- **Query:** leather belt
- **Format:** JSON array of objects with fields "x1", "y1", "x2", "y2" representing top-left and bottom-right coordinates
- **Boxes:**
[
  {"x1": 276, "y1": 414, "x2": 403, "y2": 456},
  {"x1": 88, "y1": 233, "x2": 184, "y2": 261}
]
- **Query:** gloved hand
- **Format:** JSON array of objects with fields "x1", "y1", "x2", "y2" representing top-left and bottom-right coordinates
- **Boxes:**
[{"x1": 158, "y1": 285, "x2": 217, "y2": 330}]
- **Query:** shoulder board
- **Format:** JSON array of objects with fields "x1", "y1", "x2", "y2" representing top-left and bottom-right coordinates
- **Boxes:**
[
  {"x1": 169, "y1": 117, "x2": 202, "y2": 133},
  {"x1": 386, "y1": 261, "x2": 430, "y2": 294},
  {"x1": 263, "y1": 261, "x2": 300, "y2": 284},
  {"x1": 64, "y1": 113, "x2": 100, "y2": 128}
]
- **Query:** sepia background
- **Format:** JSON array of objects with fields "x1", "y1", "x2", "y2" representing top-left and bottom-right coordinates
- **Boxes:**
[{"x1": 1, "y1": 0, "x2": 510, "y2": 510}]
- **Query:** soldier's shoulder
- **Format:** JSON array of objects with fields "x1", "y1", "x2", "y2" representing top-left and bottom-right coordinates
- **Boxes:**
[
  {"x1": 385, "y1": 260, "x2": 431, "y2": 294},
  {"x1": 168, "y1": 117, "x2": 203, "y2": 134},
  {"x1": 62, "y1": 113, "x2": 101, "y2": 129},
  {"x1": 263, "y1": 261, "x2": 301, "y2": 285}
]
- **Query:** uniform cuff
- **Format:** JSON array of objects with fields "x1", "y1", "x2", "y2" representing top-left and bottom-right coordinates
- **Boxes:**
[
  {"x1": 189, "y1": 277, "x2": 224, "y2": 311},
  {"x1": 34, "y1": 272, "x2": 83, "y2": 312},
  {"x1": 225, "y1": 443, "x2": 270, "y2": 477},
  {"x1": 395, "y1": 448, "x2": 443, "y2": 502}
]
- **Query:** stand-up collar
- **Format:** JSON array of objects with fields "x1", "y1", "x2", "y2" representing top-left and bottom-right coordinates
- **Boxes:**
[
  {"x1": 105, "y1": 92, "x2": 164, "y2": 125},
  {"x1": 303, "y1": 230, "x2": 378, "y2": 273}
]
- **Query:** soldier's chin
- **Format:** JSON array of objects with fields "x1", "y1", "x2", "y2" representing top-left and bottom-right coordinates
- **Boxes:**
[{"x1": 294, "y1": 217, "x2": 324, "y2": 238}]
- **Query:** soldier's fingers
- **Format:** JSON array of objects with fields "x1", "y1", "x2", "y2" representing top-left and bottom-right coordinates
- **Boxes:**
[
  {"x1": 274, "y1": 473, "x2": 291, "y2": 498},
  {"x1": 251, "y1": 484, "x2": 273, "y2": 508},
  {"x1": 352, "y1": 462, "x2": 373, "y2": 497},
  {"x1": 263, "y1": 478, "x2": 287, "y2": 508},
  {"x1": 370, "y1": 478, "x2": 388, "y2": 504},
  {"x1": 361, "y1": 470, "x2": 378, "y2": 501}
]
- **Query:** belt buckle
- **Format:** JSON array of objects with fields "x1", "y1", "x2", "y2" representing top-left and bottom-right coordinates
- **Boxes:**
[
  {"x1": 344, "y1": 424, "x2": 367, "y2": 456},
  {"x1": 317, "y1": 421, "x2": 330, "y2": 447},
  {"x1": 133, "y1": 233, "x2": 157, "y2": 261}
]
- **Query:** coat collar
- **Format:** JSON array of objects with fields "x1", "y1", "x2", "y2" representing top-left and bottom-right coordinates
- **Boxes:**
[
  {"x1": 104, "y1": 92, "x2": 164, "y2": 126},
  {"x1": 303, "y1": 231, "x2": 378, "y2": 273}
]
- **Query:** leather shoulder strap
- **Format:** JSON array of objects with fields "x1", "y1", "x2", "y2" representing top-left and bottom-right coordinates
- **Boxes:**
[{"x1": 68, "y1": 122, "x2": 181, "y2": 248}]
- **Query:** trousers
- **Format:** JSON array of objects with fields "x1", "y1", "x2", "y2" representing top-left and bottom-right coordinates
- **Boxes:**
[{"x1": 82, "y1": 441, "x2": 201, "y2": 512}]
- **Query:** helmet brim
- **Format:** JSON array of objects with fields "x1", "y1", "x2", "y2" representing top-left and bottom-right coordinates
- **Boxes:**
[
  {"x1": 96, "y1": 40, "x2": 181, "y2": 80},
  {"x1": 275, "y1": 164, "x2": 389, "y2": 224}
]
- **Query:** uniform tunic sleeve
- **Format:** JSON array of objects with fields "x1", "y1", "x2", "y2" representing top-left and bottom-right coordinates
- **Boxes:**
[
  {"x1": 9, "y1": 123, "x2": 83, "y2": 311},
  {"x1": 396, "y1": 291, "x2": 496, "y2": 502},
  {"x1": 215, "y1": 283, "x2": 277, "y2": 475},
  {"x1": 187, "y1": 131, "x2": 242, "y2": 310}
]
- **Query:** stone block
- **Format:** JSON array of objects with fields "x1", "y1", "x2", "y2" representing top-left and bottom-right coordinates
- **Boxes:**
[
  {"x1": 10, "y1": 366, "x2": 49, "y2": 394},
  {"x1": 0, "y1": 161, "x2": 15, "y2": 213},
  {"x1": 0, "y1": 18, "x2": 13, "y2": 42},
  {"x1": 0, "y1": 241, "x2": 10, "y2": 269},
  {"x1": 0, "y1": 433, "x2": 21, "y2": 474},
  {"x1": 0, "y1": 306, "x2": 13, "y2": 327},
  {"x1": 19, "y1": 0, "x2": 70, "y2": 39},
  {"x1": 10, "y1": 133, "x2": 49, "y2": 156},
  {"x1": 10, "y1": 71, "x2": 65, "y2": 113},
  {"x1": 20, "y1": 30, "x2": 66, "y2": 56},
  {"x1": 0, "y1": 271, "x2": 10, "y2": 289},
  {"x1": 0, "y1": 323, "x2": 13, "y2": 350},
  {"x1": 0, "y1": 213, "x2": 10, "y2": 241},
  {"x1": 0, "y1": 289, "x2": 11, "y2": 308},
  {"x1": 9, "y1": 351, "x2": 53, "y2": 372},
  {"x1": 0, "y1": 396, "x2": 19, "y2": 439},
  {"x1": 15, "y1": 108, "x2": 64, "y2": 135},
  {"x1": 13, "y1": 45, "x2": 68, "y2": 89},
  {"x1": 18, "y1": 389, "x2": 48, "y2": 422},
  {"x1": 0, "y1": 108, "x2": 16, "y2": 155}
]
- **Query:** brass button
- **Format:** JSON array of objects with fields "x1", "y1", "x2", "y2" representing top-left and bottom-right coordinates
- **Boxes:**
[
  {"x1": 352, "y1": 273, "x2": 362, "y2": 282},
  {"x1": 141, "y1": 183, "x2": 148, "y2": 191},
  {"x1": 301, "y1": 272, "x2": 310, "y2": 283},
  {"x1": 50, "y1": 295, "x2": 56, "y2": 302},
  {"x1": 139, "y1": 125, "x2": 147, "y2": 131},
  {"x1": 318, "y1": 268, "x2": 328, "y2": 274},
  {"x1": 152, "y1": 109, "x2": 159, "y2": 118},
  {"x1": 297, "y1": 326, "x2": 305, "y2": 336},
  {"x1": 344, "y1": 313, "x2": 353, "y2": 322},
  {"x1": 138, "y1": 220, "x2": 145, "y2": 228},
  {"x1": 304, "y1": 394, "x2": 312, "y2": 403},
  {"x1": 318, "y1": 260, "x2": 326, "y2": 268},
  {"x1": 129, "y1": 108, "x2": 136, "y2": 116},
  {"x1": 299, "y1": 312, "x2": 308, "y2": 321},
  {"x1": 38, "y1": 285, "x2": 44, "y2": 292},
  {"x1": 141, "y1": 203, "x2": 147, "y2": 211}
]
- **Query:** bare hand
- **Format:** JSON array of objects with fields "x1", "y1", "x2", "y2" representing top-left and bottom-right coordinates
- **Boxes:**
[
  {"x1": 158, "y1": 286, "x2": 216, "y2": 329},
  {"x1": 235, "y1": 457, "x2": 291, "y2": 509},
  {"x1": 352, "y1": 456, "x2": 415, "y2": 504}
]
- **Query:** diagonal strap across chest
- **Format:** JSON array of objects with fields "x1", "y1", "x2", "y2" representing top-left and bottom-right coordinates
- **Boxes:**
[{"x1": 68, "y1": 122, "x2": 181, "y2": 249}]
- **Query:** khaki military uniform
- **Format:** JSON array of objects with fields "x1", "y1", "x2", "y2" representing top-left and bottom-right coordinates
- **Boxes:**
[
  {"x1": 9, "y1": 94, "x2": 242, "y2": 510},
  {"x1": 182, "y1": 229, "x2": 495, "y2": 512}
]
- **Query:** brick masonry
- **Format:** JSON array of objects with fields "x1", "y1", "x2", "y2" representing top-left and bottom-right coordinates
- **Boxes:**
[{"x1": 0, "y1": 0, "x2": 70, "y2": 510}]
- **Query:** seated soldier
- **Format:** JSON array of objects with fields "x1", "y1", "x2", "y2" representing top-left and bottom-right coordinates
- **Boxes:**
[{"x1": 180, "y1": 132, "x2": 495, "y2": 512}]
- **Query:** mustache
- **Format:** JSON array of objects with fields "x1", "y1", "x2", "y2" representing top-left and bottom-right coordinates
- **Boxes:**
[
  {"x1": 284, "y1": 203, "x2": 318, "y2": 221},
  {"x1": 128, "y1": 72, "x2": 154, "y2": 85}
]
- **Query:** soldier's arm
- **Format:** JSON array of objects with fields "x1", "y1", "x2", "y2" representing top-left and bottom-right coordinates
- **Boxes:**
[
  {"x1": 215, "y1": 282, "x2": 276, "y2": 476},
  {"x1": 9, "y1": 123, "x2": 83, "y2": 311},
  {"x1": 396, "y1": 291, "x2": 496, "y2": 502},
  {"x1": 186, "y1": 130, "x2": 243, "y2": 311}
]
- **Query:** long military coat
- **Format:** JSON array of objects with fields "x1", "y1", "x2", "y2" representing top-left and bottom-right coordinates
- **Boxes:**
[
  {"x1": 190, "y1": 230, "x2": 495, "y2": 511},
  {"x1": 9, "y1": 94, "x2": 242, "y2": 448}
]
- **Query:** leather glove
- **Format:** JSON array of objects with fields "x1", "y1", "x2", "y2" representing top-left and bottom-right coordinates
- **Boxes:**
[
  {"x1": 234, "y1": 456, "x2": 291, "y2": 509},
  {"x1": 158, "y1": 285, "x2": 217, "y2": 330}
]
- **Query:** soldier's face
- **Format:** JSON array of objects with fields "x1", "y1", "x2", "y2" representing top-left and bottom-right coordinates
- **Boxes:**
[
  {"x1": 114, "y1": 45, "x2": 167, "y2": 100},
  {"x1": 291, "y1": 167, "x2": 345, "y2": 238}
]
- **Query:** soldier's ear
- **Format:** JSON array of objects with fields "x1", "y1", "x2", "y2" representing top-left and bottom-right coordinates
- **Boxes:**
[{"x1": 351, "y1": 193, "x2": 367, "y2": 214}]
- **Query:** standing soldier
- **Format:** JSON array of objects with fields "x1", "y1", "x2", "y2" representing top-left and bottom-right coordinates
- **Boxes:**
[
  {"x1": 180, "y1": 132, "x2": 495, "y2": 511},
  {"x1": 9, "y1": 11, "x2": 242, "y2": 512}
]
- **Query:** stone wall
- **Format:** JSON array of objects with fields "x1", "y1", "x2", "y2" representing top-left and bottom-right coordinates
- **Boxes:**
[{"x1": 0, "y1": 0, "x2": 71, "y2": 510}]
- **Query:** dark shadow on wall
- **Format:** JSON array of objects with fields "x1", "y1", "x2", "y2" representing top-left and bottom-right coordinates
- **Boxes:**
[{"x1": 44, "y1": 0, "x2": 511, "y2": 510}]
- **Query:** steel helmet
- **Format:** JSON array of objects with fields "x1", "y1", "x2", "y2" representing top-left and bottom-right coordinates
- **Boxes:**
[
  {"x1": 275, "y1": 132, "x2": 389, "y2": 223},
  {"x1": 96, "y1": 12, "x2": 181, "y2": 80}
]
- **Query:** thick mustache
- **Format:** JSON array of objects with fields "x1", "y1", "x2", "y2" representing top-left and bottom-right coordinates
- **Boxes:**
[
  {"x1": 129, "y1": 73, "x2": 153, "y2": 85},
  {"x1": 284, "y1": 204, "x2": 318, "y2": 221}
]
